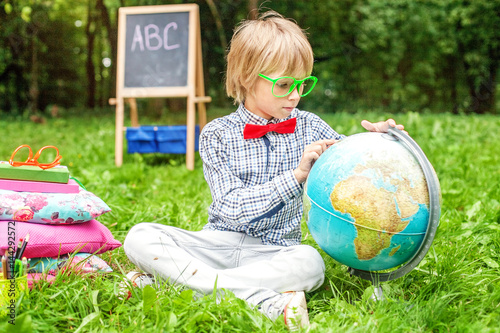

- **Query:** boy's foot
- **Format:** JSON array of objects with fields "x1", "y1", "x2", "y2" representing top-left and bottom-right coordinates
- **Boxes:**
[
  {"x1": 117, "y1": 271, "x2": 156, "y2": 299},
  {"x1": 283, "y1": 291, "x2": 309, "y2": 331},
  {"x1": 259, "y1": 291, "x2": 309, "y2": 331},
  {"x1": 126, "y1": 271, "x2": 156, "y2": 287}
]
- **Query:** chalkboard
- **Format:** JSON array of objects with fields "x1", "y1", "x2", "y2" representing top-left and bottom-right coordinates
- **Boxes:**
[{"x1": 124, "y1": 12, "x2": 189, "y2": 88}]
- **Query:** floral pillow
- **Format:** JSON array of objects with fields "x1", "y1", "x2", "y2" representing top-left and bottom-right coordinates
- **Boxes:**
[{"x1": 0, "y1": 188, "x2": 111, "y2": 224}]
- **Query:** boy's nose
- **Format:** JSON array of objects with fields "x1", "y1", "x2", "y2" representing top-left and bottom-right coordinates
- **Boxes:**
[{"x1": 288, "y1": 86, "x2": 301, "y2": 100}]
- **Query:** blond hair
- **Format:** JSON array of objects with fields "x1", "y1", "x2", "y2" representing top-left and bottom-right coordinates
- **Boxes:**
[{"x1": 225, "y1": 11, "x2": 314, "y2": 104}]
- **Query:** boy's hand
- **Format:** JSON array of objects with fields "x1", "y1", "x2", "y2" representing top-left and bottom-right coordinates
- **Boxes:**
[
  {"x1": 361, "y1": 119, "x2": 407, "y2": 134},
  {"x1": 294, "y1": 139, "x2": 337, "y2": 184}
]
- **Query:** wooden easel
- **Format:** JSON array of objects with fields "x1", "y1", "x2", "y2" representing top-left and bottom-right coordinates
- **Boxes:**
[{"x1": 111, "y1": 4, "x2": 211, "y2": 170}]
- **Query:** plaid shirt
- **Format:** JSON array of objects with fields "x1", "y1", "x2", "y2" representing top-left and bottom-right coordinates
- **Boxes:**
[{"x1": 199, "y1": 104, "x2": 344, "y2": 246}]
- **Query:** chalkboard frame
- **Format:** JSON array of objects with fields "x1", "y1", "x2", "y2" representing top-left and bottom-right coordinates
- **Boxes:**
[
  {"x1": 116, "y1": 4, "x2": 197, "y2": 97},
  {"x1": 113, "y1": 4, "x2": 211, "y2": 170}
]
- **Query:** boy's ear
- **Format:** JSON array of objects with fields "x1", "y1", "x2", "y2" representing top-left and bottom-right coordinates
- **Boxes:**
[
  {"x1": 240, "y1": 82, "x2": 251, "y2": 100},
  {"x1": 244, "y1": 87, "x2": 256, "y2": 101}
]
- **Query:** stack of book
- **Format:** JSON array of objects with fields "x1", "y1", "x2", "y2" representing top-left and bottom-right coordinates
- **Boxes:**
[
  {"x1": 0, "y1": 158, "x2": 120, "y2": 288},
  {"x1": 0, "y1": 161, "x2": 77, "y2": 193}
]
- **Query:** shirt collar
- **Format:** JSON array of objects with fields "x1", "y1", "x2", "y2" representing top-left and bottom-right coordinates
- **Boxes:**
[{"x1": 237, "y1": 103, "x2": 297, "y2": 126}]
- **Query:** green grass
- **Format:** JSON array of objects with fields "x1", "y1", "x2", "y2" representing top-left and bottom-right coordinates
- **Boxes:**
[{"x1": 0, "y1": 108, "x2": 499, "y2": 332}]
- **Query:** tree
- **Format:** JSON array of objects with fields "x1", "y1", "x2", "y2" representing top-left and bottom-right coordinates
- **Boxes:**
[
  {"x1": 450, "y1": 0, "x2": 500, "y2": 113},
  {"x1": 1, "y1": 0, "x2": 498, "y2": 114},
  {"x1": 0, "y1": 0, "x2": 88, "y2": 113},
  {"x1": 96, "y1": 0, "x2": 117, "y2": 98},
  {"x1": 86, "y1": 0, "x2": 96, "y2": 108}
]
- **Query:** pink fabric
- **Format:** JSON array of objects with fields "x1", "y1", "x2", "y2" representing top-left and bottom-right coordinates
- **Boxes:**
[
  {"x1": 0, "y1": 219, "x2": 121, "y2": 258},
  {"x1": 27, "y1": 273, "x2": 56, "y2": 289},
  {"x1": 0, "y1": 178, "x2": 80, "y2": 193}
]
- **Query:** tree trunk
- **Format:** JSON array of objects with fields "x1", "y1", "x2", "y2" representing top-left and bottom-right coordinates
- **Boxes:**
[
  {"x1": 248, "y1": 0, "x2": 259, "y2": 19},
  {"x1": 459, "y1": 38, "x2": 498, "y2": 114},
  {"x1": 28, "y1": 31, "x2": 39, "y2": 114},
  {"x1": 476, "y1": 58, "x2": 497, "y2": 114},
  {"x1": 465, "y1": 63, "x2": 497, "y2": 114},
  {"x1": 96, "y1": 0, "x2": 117, "y2": 98},
  {"x1": 205, "y1": 0, "x2": 227, "y2": 51},
  {"x1": 86, "y1": 0, "x2": 96, "y2": 109},
  {"x1": 445, "y1": 55, "x2": 459, "y2": 114}
]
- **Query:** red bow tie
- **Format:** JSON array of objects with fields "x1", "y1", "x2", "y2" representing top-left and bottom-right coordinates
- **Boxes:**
[{"x1": 243, "y1": 118, "x2": 297, "y2": 139}]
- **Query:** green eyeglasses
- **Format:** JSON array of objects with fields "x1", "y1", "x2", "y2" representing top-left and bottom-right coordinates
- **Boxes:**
[{"x1": 259, "y1": 74, "x2": 318, "y2": 98}]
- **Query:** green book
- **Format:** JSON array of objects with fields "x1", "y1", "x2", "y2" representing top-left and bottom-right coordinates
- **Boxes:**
[{"x1": 0, "y1": 161, "x2": 70, "y2": 184}]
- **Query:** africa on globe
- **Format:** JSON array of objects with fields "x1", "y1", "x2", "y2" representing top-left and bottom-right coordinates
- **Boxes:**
[{"x1": 304, "y1": 131, "x2": 436, "y2": 272}]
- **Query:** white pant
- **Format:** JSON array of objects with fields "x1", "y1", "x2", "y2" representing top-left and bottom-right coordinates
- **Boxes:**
[{"x1": 123, "y1": 223, "x2": 325, "y2": 307}]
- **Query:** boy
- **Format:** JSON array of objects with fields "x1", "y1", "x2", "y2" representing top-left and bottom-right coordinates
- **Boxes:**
[{"x1": 123, "y1": 11, "x2": 404, "y2": 330}]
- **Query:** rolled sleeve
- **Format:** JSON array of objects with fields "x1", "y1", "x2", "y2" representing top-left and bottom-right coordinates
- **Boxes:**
[{"x1": 273, "y1": 170, "x2": 302, "y2": 203}]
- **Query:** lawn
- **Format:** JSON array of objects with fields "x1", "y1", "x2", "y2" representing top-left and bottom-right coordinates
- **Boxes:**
[{"x1": 1, "y1": 108, "x2": 499, "y2": 332}]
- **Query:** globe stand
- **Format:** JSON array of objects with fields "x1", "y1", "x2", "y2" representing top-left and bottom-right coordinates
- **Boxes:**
[
  {"x1": 347, "y1": 127, "x2": 441, "y2": 301},
  {"x1": 369, "y1": 285, "x2": 385, "y2": 302}
]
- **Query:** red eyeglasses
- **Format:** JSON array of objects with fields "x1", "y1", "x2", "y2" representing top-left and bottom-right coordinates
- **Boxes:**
[{"x1": 9, "y1": 145, "x2": 62, "y2": 170}]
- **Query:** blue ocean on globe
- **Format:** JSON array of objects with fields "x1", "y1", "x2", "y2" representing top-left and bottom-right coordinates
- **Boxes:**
[{"x1": 304, "y1": 132, "x2": 431, "y2": 271}]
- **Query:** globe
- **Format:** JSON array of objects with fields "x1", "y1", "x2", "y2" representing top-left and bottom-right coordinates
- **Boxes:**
[{"x1": 304, "y1": 129, "x2": 440, "y2": 274}]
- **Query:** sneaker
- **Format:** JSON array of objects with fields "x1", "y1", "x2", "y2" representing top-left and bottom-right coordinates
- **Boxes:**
[
  {"x1": 258, "y1": 291, "x2": 309, "y2": 331},
  {"x1": 259, "y1": 292, "x2": 294, "y2": 321},
  {"x1": 284, "y1": 291, "x2": 309, "y2": 331},
  {"x1": 117, "y1": 271, "x2": 156, "y2": 300},
  {"x1": 126, "y1": 271, "x2": 156, "y2": 288}
]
